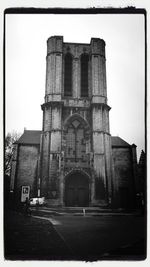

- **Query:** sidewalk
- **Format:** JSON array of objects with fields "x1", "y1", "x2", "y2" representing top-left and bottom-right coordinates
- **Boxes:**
[
  {"x1": 4, "y1": 209, "x2": 73, "y2": 260},
  {"x1": 30, "y1": 206, "x2": 142, "y2": 217}
]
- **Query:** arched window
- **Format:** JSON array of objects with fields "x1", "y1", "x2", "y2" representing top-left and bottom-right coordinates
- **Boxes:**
[
  {"x1": 64, "y1": 53, "x2": 72, "y2": 96},
  {"x1": 65, "y1": 119, "x2": 86, "y2": 162},
  {"x1": 81, "y1": 54, "x2": 89, "y2": 97}
]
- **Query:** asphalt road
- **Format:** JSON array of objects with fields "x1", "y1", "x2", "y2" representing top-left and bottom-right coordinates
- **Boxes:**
[
  {"x1": 4, "y1": 209, "x2": 146, "y2": 261},
  {"x1": 49, "y1": 214, "x2": 146, "y2": 260},
  {"x1": 4, "y1": 211, "x2": 71, "y2": 260}
]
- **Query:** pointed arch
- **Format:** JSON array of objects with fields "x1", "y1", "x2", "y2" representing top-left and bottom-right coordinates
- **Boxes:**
[
  {"x1": 63, "y1": 114, "x2": 91, "y2": 164},
  {"x1": 65, "y1": 169, "x2": 90, "y2": 206},
  {"x1": 65, "y1": 168, "x2": 91, "y2": 180},
  {"x1": 63, "y1": 113, "x2": 90, "y2": 133}
]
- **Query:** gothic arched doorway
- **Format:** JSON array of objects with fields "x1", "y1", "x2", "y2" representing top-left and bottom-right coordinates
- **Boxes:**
[{"x1": 65, "y1": 172, "x2": 89, "y2": 207}]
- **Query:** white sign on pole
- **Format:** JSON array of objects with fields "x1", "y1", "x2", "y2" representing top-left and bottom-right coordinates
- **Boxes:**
[{"x1": 21, "y1": 186, "x2": 30, "y2": 202}]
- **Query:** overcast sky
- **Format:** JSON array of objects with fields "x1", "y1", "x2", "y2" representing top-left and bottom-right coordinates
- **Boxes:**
[{"x1": 5, "y1": 13, "x2": 145, "y2": 160}]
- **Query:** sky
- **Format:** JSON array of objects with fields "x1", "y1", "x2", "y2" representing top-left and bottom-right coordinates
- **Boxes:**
[{"x1": 5, "y1": 13, "x2": 145, "y2": 160}]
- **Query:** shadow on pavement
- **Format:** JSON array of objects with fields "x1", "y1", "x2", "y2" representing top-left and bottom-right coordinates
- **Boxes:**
[{"x1": 4, "y1": 208, "x2": 147, "y2": 261}]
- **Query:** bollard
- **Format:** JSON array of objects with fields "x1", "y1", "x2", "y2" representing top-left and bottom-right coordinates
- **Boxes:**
[{"x1": 83, "y1": 208, "x2": 85, "y2": 216}]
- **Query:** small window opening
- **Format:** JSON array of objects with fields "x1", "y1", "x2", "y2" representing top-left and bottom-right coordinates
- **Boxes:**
[
  {"x1": 81, "y1": 54, "x2": 89, "y2": 97},
  {"x1": 64, "y1": 53, "x2": 72, "y2": 96}
]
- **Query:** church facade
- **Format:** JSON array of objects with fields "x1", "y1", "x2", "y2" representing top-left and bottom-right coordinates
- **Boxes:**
[{"x1": 10, "y1": 36, "x2": 137, "y2": 209}]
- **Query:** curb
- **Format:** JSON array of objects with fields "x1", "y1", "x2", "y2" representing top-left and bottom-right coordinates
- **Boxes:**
[{"x1": 30, "y1": 208, "x2": 140, "y2": 217}]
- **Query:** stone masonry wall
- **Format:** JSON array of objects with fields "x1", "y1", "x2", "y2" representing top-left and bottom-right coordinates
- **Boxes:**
[
  {"x1": 112, "y1": 147, "x2": 135, "y2": 208},
  {"x1": 15, "y1": 145, "x2": 39, "y2": 201}
]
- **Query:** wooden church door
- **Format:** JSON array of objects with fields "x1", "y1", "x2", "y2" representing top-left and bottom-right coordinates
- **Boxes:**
[{"x1": 65, "y1": 172, "x2": 89, "y2": 207}]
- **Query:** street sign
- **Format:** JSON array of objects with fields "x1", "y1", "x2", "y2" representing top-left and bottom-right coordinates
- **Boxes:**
[{"x1": 21, "y1": 186, "x2": 30, "y2": 202}]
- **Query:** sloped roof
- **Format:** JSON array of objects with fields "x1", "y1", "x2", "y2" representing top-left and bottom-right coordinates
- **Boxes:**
[
  {"x1": 16, "y1": 130, "x2": 42, "y2": 145},
  {"x1": 16, "y1": 131, "x2": 131, "y2": 148},
  {"x1": 111, "y1": 136, "x2": 130, "y2": 147}
]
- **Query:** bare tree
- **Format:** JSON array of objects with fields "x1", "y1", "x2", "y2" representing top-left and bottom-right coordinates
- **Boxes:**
[{"x1": 5, "y1": 131, "x2": 21, "y2": 176}]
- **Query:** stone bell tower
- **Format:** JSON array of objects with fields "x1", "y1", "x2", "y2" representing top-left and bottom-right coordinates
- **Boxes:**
[{"x1": 39, "y1": 36, "x2": 112, "y2": 207}]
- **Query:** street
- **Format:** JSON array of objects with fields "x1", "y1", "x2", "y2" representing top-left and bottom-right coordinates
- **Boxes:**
[
  {"x1": 46, "y1": 214, "x2": 146, "y2": 260},
  {"x1": 4, "y1": 209, "x2": 146, "y2": 261}
]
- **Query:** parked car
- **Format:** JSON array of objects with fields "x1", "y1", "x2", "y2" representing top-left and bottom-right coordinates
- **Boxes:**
[{"x1": 29, "y1": 197, "x2": 45, "y2": 206}]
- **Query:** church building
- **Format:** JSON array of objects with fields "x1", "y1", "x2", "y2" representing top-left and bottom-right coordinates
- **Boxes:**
[{"x1": 10, "y1": 36, "x2": 137, "y2": 209}]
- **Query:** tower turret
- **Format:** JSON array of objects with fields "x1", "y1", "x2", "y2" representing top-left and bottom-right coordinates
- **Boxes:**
[{"x1": 40, "y1": 36, "x2": 63, "y2": 200}]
